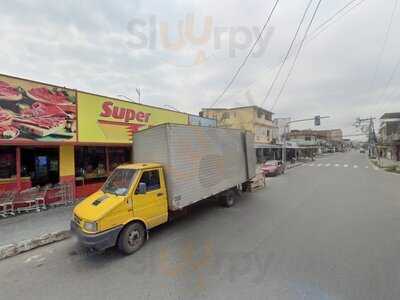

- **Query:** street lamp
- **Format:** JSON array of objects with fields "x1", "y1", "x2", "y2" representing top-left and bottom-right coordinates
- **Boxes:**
[
  {"x1": 117, "y1": 88, "x2": 141, "y2": 103},
  {"x1": 117, "y1": 94, "x2": 137, "y2": 103},
  {"x1": 163, "y1": 104, "x2": 179, "y2": 112},
  {"x1": 282, "y1": 116, "x2": 331, "y2": 166}
]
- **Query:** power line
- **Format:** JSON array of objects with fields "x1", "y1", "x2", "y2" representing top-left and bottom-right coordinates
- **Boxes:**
[
  {"x1": 368, "y1": 0, "x2": 399, "y2": 96},
  {"x1": 378, "y1": 55, "x2": 400, "y2": 107},
  {"x1": 210, "y1": 0, "x2": 280, "y2": 108},
  {"x1": 225, "y1": 0, "x2": 367, "y2": 104},
  {"x1": 271, "y1": 0, "x2": 324, "y2": 111},
  {"x1": 306, "y1": 0, "x2": 367, "y2": 43},
  {"x1": 306, "y1": 0, "x2": 365, "y2": 42},
  {"x1": 261, "y1": 0, "x2": 314, "y2": 108},
  {"x1": 264, "y1": 0, "x2": 365, "y2": 109}
]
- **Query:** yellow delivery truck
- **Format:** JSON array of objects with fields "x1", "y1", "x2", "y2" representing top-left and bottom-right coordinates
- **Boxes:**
[{"x1": 71, "y1": 124, "x2": 256, "y2": 254}]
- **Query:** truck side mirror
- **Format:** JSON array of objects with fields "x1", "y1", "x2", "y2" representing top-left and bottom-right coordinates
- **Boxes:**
[{"x1": 136, "y1": 182, "x2": 147, "y2": 194}]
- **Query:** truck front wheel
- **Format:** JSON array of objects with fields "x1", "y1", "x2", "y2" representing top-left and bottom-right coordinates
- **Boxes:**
[{"x1": 117, "y1": 222, "x2": 146, "y2": 254}]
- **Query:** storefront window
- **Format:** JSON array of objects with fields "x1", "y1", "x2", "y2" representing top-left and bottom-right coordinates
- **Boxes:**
[
  {"x1": 108, "y1": 147, "x2": 131, "y2": 171},
  {"x1": 0, "y1": 147, "x2": 16, "y2": 179},
  {"x1": 21, "y1": 147, "x2": 59, "y2": 186},
  {"x1": 75, "y1": 147, "x2": 107, "y2": 181}
]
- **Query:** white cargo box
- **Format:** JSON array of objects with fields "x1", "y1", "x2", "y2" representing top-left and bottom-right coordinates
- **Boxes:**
[{"x1": 133, "y1": 124, "x2": 255, "y2": 211}]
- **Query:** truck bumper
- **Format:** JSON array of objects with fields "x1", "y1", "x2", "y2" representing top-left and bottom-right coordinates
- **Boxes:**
[{"x1": 70, "y1": 221, "x2": 122, "y2": 251}]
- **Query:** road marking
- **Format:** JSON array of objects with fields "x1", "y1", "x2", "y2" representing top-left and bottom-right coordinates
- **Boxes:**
[
  {"x1": 344, "y1": 164, "x2": 349, "y2": 168},
  {"x1": 353, "y1": 165, "x2": 358, "y2": 168},
  {"x1": 335, "y1": 164, "x2": 340, "y2": 167},
  {"x1": 309, "y1": 163, "x2": 314, "y2": 167},
  {"x1": 24, "y1": 254, "x2": 46, "y2": 263},
  {"x1": 325, "y1": 163, "x2": 331, "y2": 167},
  {"x1": 365, "y1": 166, "x2": 369, "y2": 169},
  {"x1": 317, "y1": 163, "x2": 322, "y2": 167}
]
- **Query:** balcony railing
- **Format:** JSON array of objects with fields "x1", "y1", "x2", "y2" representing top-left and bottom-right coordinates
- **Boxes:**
[{"x1": 381, "y1": 132, "x2": 400, "y2": 143}]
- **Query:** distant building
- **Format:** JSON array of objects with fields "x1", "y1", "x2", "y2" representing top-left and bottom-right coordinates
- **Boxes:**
[
  {"x1": 317, "y1": 129, "x2": 343, "y2": 142},
  {"x1": 288, "y1": 129, "x2": 344, "y2": 152},
  {"x1": 201, "y1": 106, "x2": 274, "y2": 144},
  {"x1": 288, "y1": 129, "x2": 343, "y2": 142},
  {"x1": 378, "y1": 113, "x2": 400, "y2": 161},
  {"x1": 272, "y1": 117, "x2": 291, "y2": 144}
]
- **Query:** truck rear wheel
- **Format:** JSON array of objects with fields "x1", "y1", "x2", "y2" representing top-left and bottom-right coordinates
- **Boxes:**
[
  {"x1": 221, "y1": 191, "x2": 235, "y2": 207},
  {"x1": 117, "y1": 222, "x2": 146, "y2": 254}
]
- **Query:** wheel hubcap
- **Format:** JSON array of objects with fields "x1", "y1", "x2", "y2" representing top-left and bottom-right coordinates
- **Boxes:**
[{"x1": 128, "y1": 229, "x2": 140, "y2": 247}]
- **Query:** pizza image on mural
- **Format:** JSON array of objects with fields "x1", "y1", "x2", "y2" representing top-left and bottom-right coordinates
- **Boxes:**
[
  {"x1": 0, "y1": 75, "x2": 77, "y2": 142},
  {"x1": 13, "y1": 116, "x2": 67, "y2": 137},
  {"x1": 27, "y1": 87, "x2": 76, "y2": 113},
  {"x1": 0, "y1": 81, "x2": 23, "y2": 101},
  {"x1": 0, "y1": 107, "x2": 13, "y2": 126},
  {"x1": 0, "y1": 125, "x2": 19, "y2": 140}
]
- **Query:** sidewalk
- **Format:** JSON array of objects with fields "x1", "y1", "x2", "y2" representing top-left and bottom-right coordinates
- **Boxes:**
[
  {"x1": 375, "y1": 157, "x2": 400, "y2": 168},
  {"x1": 0, "y1": 206, "x2": 73, "y2": 259}
]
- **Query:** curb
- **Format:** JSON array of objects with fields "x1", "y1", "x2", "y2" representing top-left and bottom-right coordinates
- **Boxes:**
[
  {"x1": 286, "y1": 162, "x2": 305, "y2": 169},
  {"x1": 369, "y1": 159, "x2": 400, "y2": 176},
  {"x1": 0, "y1": 230, "x2": 71, "y2": 261}
]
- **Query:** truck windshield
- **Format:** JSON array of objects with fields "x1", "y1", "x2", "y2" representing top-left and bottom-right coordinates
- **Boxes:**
[{"x1": 102, "y1": 169, "x2": 137, "y2": 196}]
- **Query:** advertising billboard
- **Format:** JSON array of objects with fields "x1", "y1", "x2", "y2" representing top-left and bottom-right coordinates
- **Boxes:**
[
  {"x1": 0, "y1": 74, "x2": 77, "y2": 143},
  {"x1": 188, "y1": 115, "x2": 217, "y2": 127},
  {"x1": 77, "y1": 92, "x2": 188, "y2": 143}
]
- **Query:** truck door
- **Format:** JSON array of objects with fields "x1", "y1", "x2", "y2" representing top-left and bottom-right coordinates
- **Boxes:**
[{"x1": 133, "y1": 168, "x2": 168, "y2": 228}]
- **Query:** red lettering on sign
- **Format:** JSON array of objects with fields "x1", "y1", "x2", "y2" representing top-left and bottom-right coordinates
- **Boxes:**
[
  {"x1": 99, "y1": 101, "x2": 151, "y2": 124},
  {"x1": 112, "y1": 106, "x2": 125, "y2": 119},
  {"x1": 136, "y1": 111, "x2": 145, "y2": 122},
  {"x1": 125, "y1": 109, "x2": 135, "y2": 122},
  {"x1": 100, "y1": 101, "x2": 113, "y2": 117}
]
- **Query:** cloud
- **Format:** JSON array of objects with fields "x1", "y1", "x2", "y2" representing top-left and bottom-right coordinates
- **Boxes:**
[{"x1": 0, "y1": 0, "x2": 399, "y2": 138}]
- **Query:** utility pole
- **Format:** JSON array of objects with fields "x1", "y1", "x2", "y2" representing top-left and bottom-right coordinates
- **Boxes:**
[
  {"x1": 354, "y1": 117, "x2": 377, "y2": 158},
  {"x1": 136, "y1": 88, "x2": 141, "y2": 103},
  {"x1": 282, "y1": 116, "x2": 330, "y2": 166}
]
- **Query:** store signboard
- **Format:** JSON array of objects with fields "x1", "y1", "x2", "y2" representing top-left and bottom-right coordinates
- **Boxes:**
[
  {"x1": 188, "y1": 115, "x2": 217, "y2": 127},
  {"x1": 0, "y1": 74, "x2": 77, "y2": 143},
  {"x1": 77, "y1": 92, "x2": 188, "y2": 143}
]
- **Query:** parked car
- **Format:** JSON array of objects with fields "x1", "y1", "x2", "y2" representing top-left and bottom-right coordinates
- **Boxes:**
[{"x1": 261, "y1": 160, "x2": 285, "y2": 177}]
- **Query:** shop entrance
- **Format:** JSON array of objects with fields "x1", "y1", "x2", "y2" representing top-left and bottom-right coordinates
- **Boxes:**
[{"x1": 21, "y1": 147, "x2": 59, "y2": 187}]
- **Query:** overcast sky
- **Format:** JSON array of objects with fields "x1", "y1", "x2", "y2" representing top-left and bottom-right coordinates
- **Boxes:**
[{"x1": 1, "y1": 0, "x2": 399, "y2": 139}]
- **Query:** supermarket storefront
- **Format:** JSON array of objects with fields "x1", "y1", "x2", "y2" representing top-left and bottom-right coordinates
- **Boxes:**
[{"x1": 0, "y1": 74, "x2": 189, "y2": 197}]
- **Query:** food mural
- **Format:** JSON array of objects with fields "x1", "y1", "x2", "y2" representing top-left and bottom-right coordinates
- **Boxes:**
[{"x1": 0, "y1": 75, "x2": 76, "y2": 142}]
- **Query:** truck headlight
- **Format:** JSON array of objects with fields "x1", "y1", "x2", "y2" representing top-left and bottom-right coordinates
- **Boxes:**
[{"x1": 83, "y1": 221, "x2": 98, "y2": 233}]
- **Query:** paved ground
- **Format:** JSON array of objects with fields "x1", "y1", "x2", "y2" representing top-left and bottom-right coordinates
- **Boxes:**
[
  {"x1": 0, "y1": 206, "x2": 72, "y2": 246},
  {"x1": 1, "y1": 150, "x2": 400, "y2": 300}
]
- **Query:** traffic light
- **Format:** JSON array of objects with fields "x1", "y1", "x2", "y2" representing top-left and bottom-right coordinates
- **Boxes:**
[{"x1": 315, "y1": 115, "x2": 321, "y2": 126}]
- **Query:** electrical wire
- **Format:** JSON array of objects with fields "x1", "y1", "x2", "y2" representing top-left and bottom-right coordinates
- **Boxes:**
[
  {"x1": 210, "y1": 0, "x2": 280, "y2": 108},
  {"x1": 378, "y1": 56, "x2": 400, "y2": 105},
  {"x1": 270, "y1": 0, "x2": 324, "y2": 111},
  {"x1": 368, "y1": 0, "x2": 399, "y2": 96},
  {"x1": 217, "y1": 0, "x2": 367, "y2": 107},
  {"x1": 306, "y1": 0, "x2": 366, "y2": 43},
  {"x1": 261, "y1": 0, "x2": 314, "y2": 108}
]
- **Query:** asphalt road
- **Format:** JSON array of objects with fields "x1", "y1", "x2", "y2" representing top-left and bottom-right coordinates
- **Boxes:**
[{"x1": 1, "y1": 150, "x2": 400, "y2": 300}]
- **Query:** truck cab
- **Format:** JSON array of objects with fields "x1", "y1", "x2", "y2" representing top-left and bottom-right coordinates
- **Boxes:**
[{"x1": 71, "y1": 163, "x2": 168, "y2": 254}]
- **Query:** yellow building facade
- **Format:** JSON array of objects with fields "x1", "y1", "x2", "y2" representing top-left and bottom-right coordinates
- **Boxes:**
[{"x1": 201, "y1": 106, "x2": 275, "y2": 144}]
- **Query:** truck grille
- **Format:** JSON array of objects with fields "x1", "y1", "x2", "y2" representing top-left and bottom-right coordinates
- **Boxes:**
[{"x1": 74, "y1": 214, "x2": 82, "y2": 225}]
